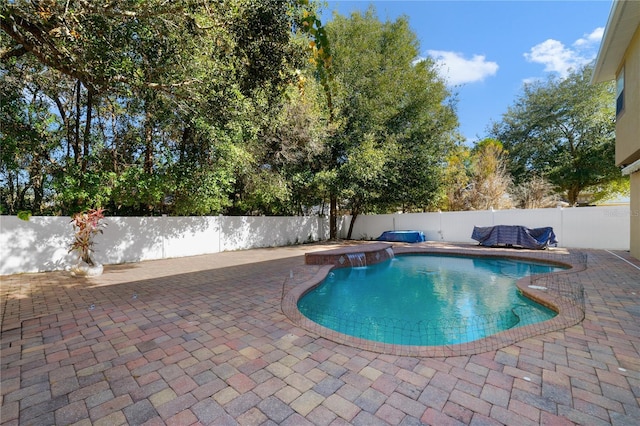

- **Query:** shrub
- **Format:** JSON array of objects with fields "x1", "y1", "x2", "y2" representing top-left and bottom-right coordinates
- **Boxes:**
[{"x1": 69, "y1": 208, "x2": 106, "y2": 266}]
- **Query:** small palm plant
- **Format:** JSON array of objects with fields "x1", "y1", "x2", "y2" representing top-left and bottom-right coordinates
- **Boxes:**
[{"x1": 69, "y1": 208, "x2": 106, "y2": 267}]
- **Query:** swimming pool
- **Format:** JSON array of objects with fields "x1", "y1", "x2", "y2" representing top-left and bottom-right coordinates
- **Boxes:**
[{"x1": 297, "y1": 254, "x2": 565, "y2": 346}]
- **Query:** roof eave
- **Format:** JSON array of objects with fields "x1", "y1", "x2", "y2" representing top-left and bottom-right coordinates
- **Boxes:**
[{"x1": 592, "y1": 0, "x2": 640, "y2": 84}]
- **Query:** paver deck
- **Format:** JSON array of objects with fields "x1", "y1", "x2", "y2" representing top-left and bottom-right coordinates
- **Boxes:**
[{"x1": 1, "y1": 242, "x2": 639, "y2": 425}]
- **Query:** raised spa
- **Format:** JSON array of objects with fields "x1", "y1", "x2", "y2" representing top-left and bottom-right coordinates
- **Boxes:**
[{"x1": 297, "y1": 253, "x2": 566, "y2": 346}]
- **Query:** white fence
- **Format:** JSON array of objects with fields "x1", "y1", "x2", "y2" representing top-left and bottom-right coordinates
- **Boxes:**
[
  {"x1": 0, "y1": 205, "x2": 631, "y2": 275},
  {"x1": 338, "y1": 206, "x2": 631, "y2": 251},
  {"x1": 0, "y1": 215, "x2": 329, "y2": 275}
]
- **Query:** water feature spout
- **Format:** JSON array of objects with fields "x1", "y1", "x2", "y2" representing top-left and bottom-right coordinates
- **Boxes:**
[
  {"x1": 385, "y1": 247, "x2": 395, "y2": 260},
  {"x1": 346, "y1": 253, "x2": 366, "y2": 267}
]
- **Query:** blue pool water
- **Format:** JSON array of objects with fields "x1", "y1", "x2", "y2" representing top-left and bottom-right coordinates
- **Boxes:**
[{"x1": 297, "y1": 255, "x2": 565, "y2": 346}]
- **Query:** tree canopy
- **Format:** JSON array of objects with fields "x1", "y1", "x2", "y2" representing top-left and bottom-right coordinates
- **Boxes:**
[
  {"x1": 1, "y1": 0, "x2": 309, "y2": 215},
  {"x1": 324, "y1": 8, "x2": 458, "y2": 237},
  {"x1": 490, "y1": 65, "x2": 624, "y2": 205},
  {"x1": 2, "y1": 2, "x2": 624, "y2": 223}
]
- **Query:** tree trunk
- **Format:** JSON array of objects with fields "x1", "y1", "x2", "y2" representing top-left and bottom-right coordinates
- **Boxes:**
[
  {"x1": 179, "y1": 126, "x2": 190, "y2": 163},
  {"x1": 144, "y1": 111, "x2": 153, "y2": 175},
  {"x1": 17, "y1": 183, "x2": 31, "y2": 212},
  {"x1": 567, "y1": 186, "x2": 580, "y2": 206},
  {"x1": 82, "y1": 87, "x2": 93, "y2": 173},
  {"x1": 31, "y1": 161, "x2": 44, "y2": 213},
  {"x1": 7, "y1": 173, "x2": 16, "y2": 214},
  {"x1": 52, "y1": 95, "x2": 72, "y2": 159},
  {"x1": 330, "y1": 195, "x2": 337, "y2": 239},
  {"x1": 33, "y1": 181, "x2": 43, "y2": 213},
  {"x1": 73, "y1": 80, "x2": 82, "y2": 165},
  {"x1": 346, "y1": 210, "x2": 359, "y2": 240},
  {"x1": 143, "y1": 111, "x2": 154, "y2": 213}
]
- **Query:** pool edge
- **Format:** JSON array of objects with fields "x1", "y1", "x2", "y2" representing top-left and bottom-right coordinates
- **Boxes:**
[{"x1": 283, "y1": 244, "x2": 586, "y2": 357}]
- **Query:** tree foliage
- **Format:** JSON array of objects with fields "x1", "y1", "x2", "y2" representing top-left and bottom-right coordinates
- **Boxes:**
[
  {"x1": 1, "y1": 0, "x2": 308, "y2": 215},
  {"x1": 442, "y1": 139, "x2": 513, "y2": 211},
  {"x1": 490, "y1": 65, "x2": 623, "y2": 205},
  {"x1": 4, "y1": 2, "x2": 623, "y2": 225},
  {"x1": 242, "y1": 77, "x2": 332, "y2": 215},
  {"x1": 324, "y1": 8, "x2": 458, "y2": 237}
]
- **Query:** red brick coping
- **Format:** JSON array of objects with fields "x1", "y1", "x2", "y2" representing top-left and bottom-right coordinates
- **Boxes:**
[{"x1": 284, "y1": 244, "x2": 587, "y2": 357}]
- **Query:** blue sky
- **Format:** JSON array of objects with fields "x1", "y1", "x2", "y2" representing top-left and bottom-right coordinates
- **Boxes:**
[{"x1": 321, "y1": 0, "x2": 613, "y2": 144}]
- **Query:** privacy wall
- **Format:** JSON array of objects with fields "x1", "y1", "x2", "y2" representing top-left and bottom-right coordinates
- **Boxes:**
[
  {"x1": 338, "y1": 206, "x2": 631, "y2": 251},
  {"x1": 0, "y1": 215, "x2": 329, "y2": 275},
  {"x1": 0, "y1": 206, "x2": 631, "y2": 275}
]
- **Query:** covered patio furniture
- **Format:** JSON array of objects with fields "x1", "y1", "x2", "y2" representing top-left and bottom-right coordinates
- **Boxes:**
[
  {"x1": 471, "y1": 225, "x2": 557, "y2": 249},
  {"x1": 377, "y1": 230, "x2": 426, "y2": 243}
]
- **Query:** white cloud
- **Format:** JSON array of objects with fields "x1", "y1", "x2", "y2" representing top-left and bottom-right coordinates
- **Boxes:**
[
  {"x1": 524, "y1": 39, "x2": 584, "y2": 76},
  {"x1": 425, "y1": 50, "x2": 499, "y2": 86},
  {"x1": 524, "y1": 27, "x2": 604, "y2": 78},
  {"x1": 573, "y1": 27, "x2": 604, "y2": 48}
]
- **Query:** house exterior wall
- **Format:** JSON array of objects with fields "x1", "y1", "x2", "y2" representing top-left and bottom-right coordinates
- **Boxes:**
[
  {"x1": 616, "y1": 25, "x2": 640, "y2": 166},
  {"x1": 593, "y1": 1, "x2": 640, "y2": 260},
  {"x1": 631, "y1": 172, "x2": 640, "y2": 258},
  {"x1": 617, "y1": 25, "x2": 640, "y2": 259}
]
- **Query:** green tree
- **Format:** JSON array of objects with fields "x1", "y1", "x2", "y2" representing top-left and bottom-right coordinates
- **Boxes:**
[
  {"x1": 0, "y1": 55, "x2": 61, "y2": 214},
  {"x1": 325, "y1": 8, "x2": 457, "y2": 237},
  {"x1": 339, "y1": 135, "x2": 391, "y2": 238},
  {"x1": 1, "y1": 0, "x2": 306, "y2": 215},
  {"x1": 490, "y1": 65, "x2": 622, "y2": 205},
  {"x1": 239, "y1": 75, "x2": 332, "y2": 215}
]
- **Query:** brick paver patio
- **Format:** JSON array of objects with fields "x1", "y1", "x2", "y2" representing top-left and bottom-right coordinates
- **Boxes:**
[{"x1": 1, "y1": 242, "x2": 639, "y2": 425}]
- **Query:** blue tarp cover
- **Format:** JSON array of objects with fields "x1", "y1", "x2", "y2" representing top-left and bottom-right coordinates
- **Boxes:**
[
  {"x1": 471, "y1": 225, "x2": 557, "y2": 250},
  {"x1": 377, "y1": 230, "x2": 426, "y2": 243}
]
